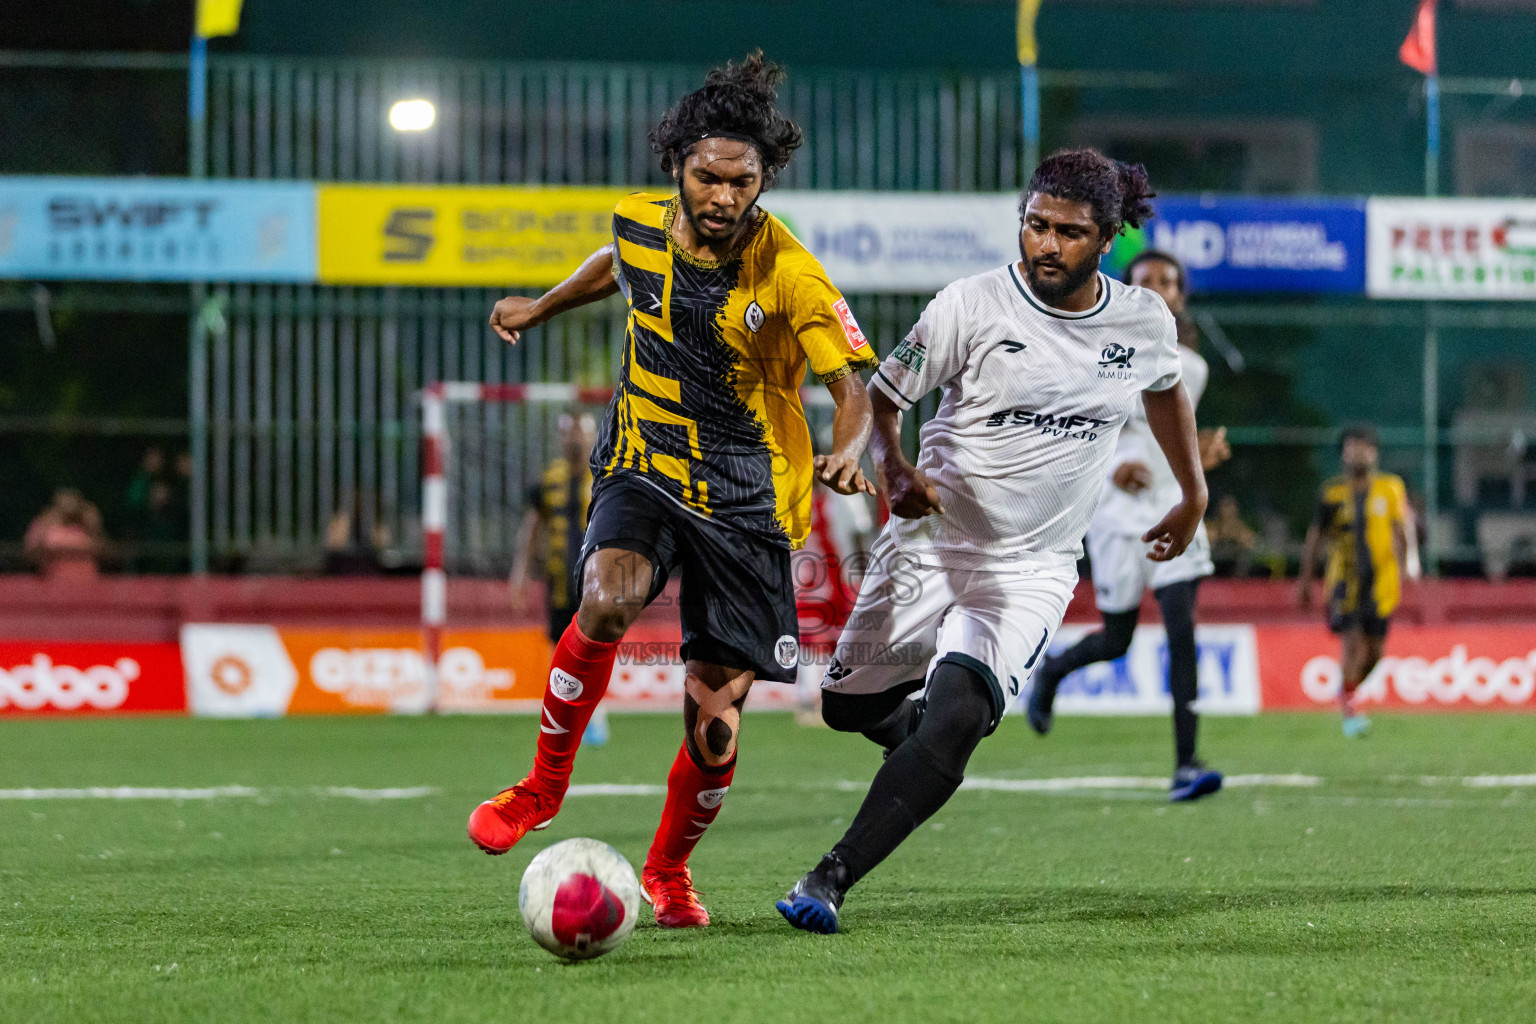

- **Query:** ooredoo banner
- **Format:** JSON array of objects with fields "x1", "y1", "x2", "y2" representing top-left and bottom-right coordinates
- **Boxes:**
[
  {"x1": 0, "y1": 642, "x2": 185, "y2": 715},
  {"x1": 1257, "y1": 625, "x2": 1536, "y2": 711}
]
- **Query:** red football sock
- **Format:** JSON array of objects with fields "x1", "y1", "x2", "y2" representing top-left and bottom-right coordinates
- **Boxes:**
[
  {"x1": 646, "y1": 744, "x2": 736, "y2": 871},
  {"x1": 530, "y1": 620, "x2": 619, "y2": 794}
]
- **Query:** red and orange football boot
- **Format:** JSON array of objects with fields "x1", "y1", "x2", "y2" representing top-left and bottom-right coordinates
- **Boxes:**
[
  {"x1": 466, "y1": 776, "x2": 562, "y2": 855},
  {"x1": 640, "y1": 863, "x2": 711, "y2": 928}
]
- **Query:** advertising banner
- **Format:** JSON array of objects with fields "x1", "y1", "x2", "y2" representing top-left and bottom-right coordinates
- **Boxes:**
[
  {"x1": 1367, "y1": 198, "x2": 1536, "y2": 299},
  {"x1": 316, "y1": 184, "x2": 627, "y2": 287},
  {"x1": 1110, "y1": 195, "x2": 1367, "y2": 295},
  {"x1": 181, "y1": 622, "x2": 805, "y2": 716},
  {"x1": 1258, "y1": 625, "x2": 1536, "y2": 711},
  {"x1": 0, "y1": 642, "x2": 185, "y2": 715},
  {"x1": 1011, "y1": 624, "x2": 1261, "y2": 717},
  {"x1": 0, "y1": 178, "x2": 316, "y2": 281},
  {"x1": 765, "y1": 192, "x2": 1021, "y2": 293}
]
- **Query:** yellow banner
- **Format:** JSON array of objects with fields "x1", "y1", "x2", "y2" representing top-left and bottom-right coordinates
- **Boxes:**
[{"x1": 317, "y1": 184, "x2": 631, "y2": 287}]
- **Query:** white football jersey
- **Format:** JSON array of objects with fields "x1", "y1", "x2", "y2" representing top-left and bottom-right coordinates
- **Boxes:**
[
  {"x1": 1091, "y1": 343, "x2": 1209, "y2": 536},
  {"x1": 870, "y1": 263, "x2": 1182, "y2": 570}
]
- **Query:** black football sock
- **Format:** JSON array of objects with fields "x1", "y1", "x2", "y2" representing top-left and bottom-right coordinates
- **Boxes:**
[
  {"x1": 1156, "y1": 580, "x2": 1200, "y2": 768},
  {"x1": 1037, "y1": 608, "x2": 1139, "y2": 690},
  {"x1": 829, "y1": 661, "x2": 995, "y2": 886}
]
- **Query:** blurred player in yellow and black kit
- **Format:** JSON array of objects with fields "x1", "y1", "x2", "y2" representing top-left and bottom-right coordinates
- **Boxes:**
[
  {"x1": 1298, "y1": 425, "x2": 1411, "y2": 737},
  {"x1": 468, "y1": 53, "x2": 879, "y2": 928}
]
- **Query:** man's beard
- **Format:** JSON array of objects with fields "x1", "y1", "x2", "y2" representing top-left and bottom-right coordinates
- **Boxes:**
[
  {"x1": 1021, "y1": 247, "x2": 1100, "y2": 306},
  {"x1": 680, "y1": 192, "x2": 748, "y2": 243}
]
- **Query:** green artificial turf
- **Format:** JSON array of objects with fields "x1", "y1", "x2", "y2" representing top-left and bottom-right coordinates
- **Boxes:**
[{"x1": 2, "y1": 712, "x2": 1534, "y2": 1023}]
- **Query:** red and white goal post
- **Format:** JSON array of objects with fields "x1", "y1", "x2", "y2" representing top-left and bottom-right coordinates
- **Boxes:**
[{"x1": 419, "y1": 380, "x2": 841, "y2": 711}]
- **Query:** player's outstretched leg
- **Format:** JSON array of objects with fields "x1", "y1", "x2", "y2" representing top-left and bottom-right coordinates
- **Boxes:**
[
  {"x1": 1157, "y1": 581, "x2": 1222, "y2": 801},
  {"x1": 467, "y1": 549, "x2": 646, "y2": 854},
  {"x1": 1026, "y1": 609, "x2": 1137, "y2": 735},
  {"x1": 778, "y1": 661, "x2": 993, "y2": 934},
  {"x1": 641, "y1": 661, "x2": 751, "y2": 928}
]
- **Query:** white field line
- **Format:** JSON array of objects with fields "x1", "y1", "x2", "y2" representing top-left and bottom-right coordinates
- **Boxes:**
[
  {"x1": 566, "y1": 784, "x2": 667, "y2": 796},
  {"x1": 320, "y1": 786, "x2": 439, "y2": 800},
  {"x1": 4, "y1": 774, "x2": 1535, "y2": 802},
  {"x1": 0, "y1": 786, "x2": 261, "y2": 800}
]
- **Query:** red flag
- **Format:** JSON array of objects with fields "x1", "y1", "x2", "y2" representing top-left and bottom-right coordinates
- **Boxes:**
[{"x1": 1399, "y1": 0, "x2": 1437, "y2": 75}]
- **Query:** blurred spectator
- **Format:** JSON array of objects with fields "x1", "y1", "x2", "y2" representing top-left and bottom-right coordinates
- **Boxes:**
[
  {"x1": 324, "y1": 490, "x2": 392, "y2": 575},
  {"x1": 121, "y1": 447, "x2": 179, "y2": 572},
  {"x1": 511, "y1": 412, "x2": 597, "y2": 634},
  {"x1": 25, "y1": 488, "x2": 105, "y2": 583},
  {"x1": 1206, "y1": 494, "x2": 1258, "y2": 578}
]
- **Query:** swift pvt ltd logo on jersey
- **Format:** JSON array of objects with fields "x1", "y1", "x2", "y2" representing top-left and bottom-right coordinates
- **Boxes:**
[
  {"x1": 1097, "y1": 343, "x2": 1136, "y2": 380},
  {"x1": 985, "y1": 407, "x2": 1110, "y2": 441}
]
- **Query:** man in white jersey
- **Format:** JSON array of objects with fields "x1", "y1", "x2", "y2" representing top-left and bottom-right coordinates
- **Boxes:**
[
  {"x1": 777, "y1": 150, "x2": 1209, "y2": 934},
  {"x1": 1026, "y1": 249, "x2": 1232, "y2": 802}
]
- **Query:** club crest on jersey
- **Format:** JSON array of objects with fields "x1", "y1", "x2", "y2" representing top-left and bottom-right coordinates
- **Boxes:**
[
  {"x1": 775, "y1": 635, "x2": 800, "y2": 669},
  {"x1": 744, "y1": 300, "x2": 765, "y2": 333},
  {"x1": 549, "y1": 667, "x2": 583, "y2": 702},
  {"x1": 832, "y1": 298, "x2": 869, "y2": 352},
  {"x1": 1098, "y1": 343, "x2": 1136, "y2": 379}
]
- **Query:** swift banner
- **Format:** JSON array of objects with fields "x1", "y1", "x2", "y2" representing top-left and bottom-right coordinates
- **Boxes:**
[
  {"x1": 1258, "y1": 625, "x2": 1536, "y2": 711},
  {"x1": 0, "y1": 178, "x2": 315, "y2": 281},
  {"x1": 1366, "y1": 198, "x2": 1536, "y2": 299},
  {"x1": 316, "y1": 184, "x2": 628, "y2": 286},
  {"x1": 1108, "y1": 196, "x2": 1367, "y2": 295}
]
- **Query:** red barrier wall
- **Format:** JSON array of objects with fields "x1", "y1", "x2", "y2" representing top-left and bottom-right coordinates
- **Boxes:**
[{"x1": 0, "y1": 574, "x2": 1531, "y2": 642}]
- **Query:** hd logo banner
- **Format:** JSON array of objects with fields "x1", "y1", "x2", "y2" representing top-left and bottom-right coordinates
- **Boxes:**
[
  {"x1": 316, "y1": 184, "x2": 628, "y2": 286},
  {"x1": 0, "y1": 177, "x2": 316, "y2": 281}
]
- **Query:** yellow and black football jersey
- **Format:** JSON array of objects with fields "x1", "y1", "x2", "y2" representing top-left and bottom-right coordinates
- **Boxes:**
[
  {"x1": 528, "y1": 456, "x2": 592, "y2": 611},
  {"x1": 1316, "y1": 472, "x2": 1409, "y2": 621},
  {"x1": 598, "y1": 192, "x2": 877, "y2": 549}
]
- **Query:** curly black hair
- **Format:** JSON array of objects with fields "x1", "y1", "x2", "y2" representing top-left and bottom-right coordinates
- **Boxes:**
[
  {"x1": 1122, "y1": 247, "x2": 1186, "y2": 293},
  {"x1": 1022, "y1": 148, "x2": 1157, "y2": 241},
  {"x1": 649, "y1": 51, "x2": 803, "y2": 189},
  {"x1": 1339, "y1": 423, "x2": 1380, "y2": 452}
]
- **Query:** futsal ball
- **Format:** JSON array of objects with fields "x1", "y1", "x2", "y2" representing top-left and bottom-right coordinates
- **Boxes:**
[{"x1": 518, "y1": 838, "x2": 640, "y2": 960}]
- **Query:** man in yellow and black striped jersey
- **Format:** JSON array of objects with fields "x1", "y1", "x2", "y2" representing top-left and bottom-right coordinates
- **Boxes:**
[
  {"x1": 1299, "y1": 424, "x2": 1412, "y2": 738},
  {"x1": 468, "y1": 52, "x2": 879, "y2": 929}
]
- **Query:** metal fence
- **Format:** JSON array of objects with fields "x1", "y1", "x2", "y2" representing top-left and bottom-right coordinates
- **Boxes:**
[{"x1": 4, "y1": 52, "x2": 1536, "y2": 574}]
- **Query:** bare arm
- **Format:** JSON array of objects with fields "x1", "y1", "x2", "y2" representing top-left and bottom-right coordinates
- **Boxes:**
[
  {"x1": 868, "y1": 387, "x2": 943, "y2": 518},
  {"x1": 490, "y1": 245, "x2": 620, "y2": 344},
  {"x1": 1297, "y1": 523, "x2": 1322, "y2": 608},
  {"x1": 1140, "y1": 383, "x2": 1209, "y2": 562},
  {"x1": 812, "y1": 373, "x2": 876, "y2": 496},
  {"x1": 508, "y1": 508, "x2": 546, "y2": 613}
]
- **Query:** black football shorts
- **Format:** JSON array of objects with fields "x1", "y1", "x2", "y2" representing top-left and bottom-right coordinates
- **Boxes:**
[{"x1": 576, "y1": 473, "x2": 800, "y2": 683}]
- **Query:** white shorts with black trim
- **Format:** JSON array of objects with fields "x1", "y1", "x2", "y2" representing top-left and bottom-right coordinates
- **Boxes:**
[
  {"x1": 821, "y1": 533, "x2": 1078, "y2": 732},
  {"x1": 1085, "y1": 520, "x2": 1213, "y2": 615}
]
